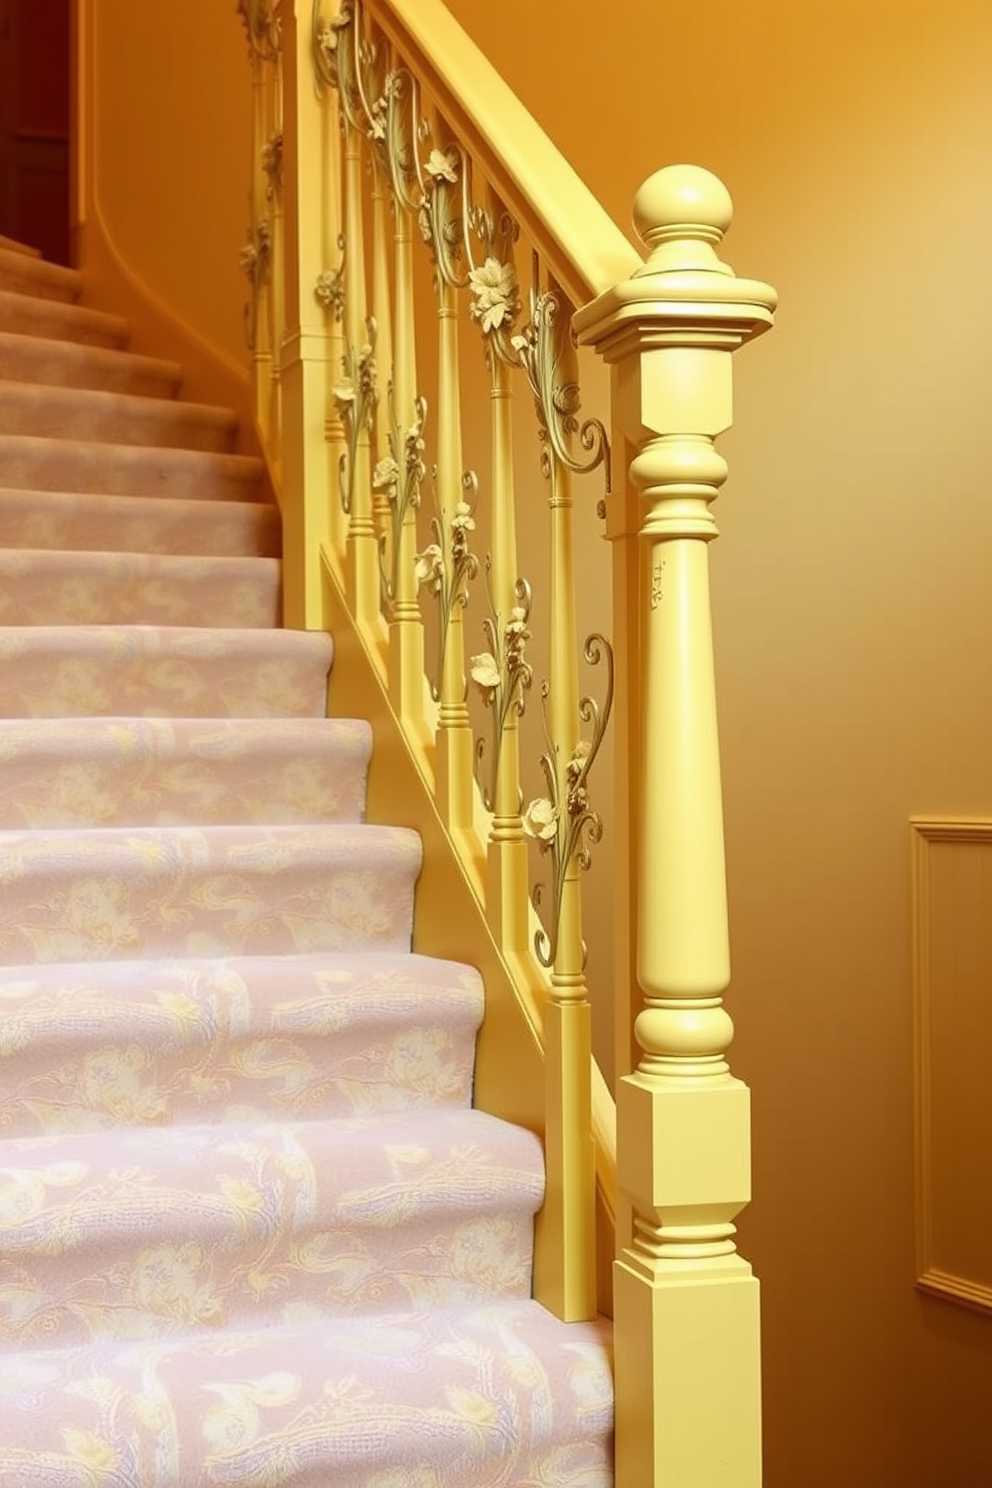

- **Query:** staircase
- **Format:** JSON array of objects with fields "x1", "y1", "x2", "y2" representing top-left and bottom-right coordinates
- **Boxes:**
[{"x1": 0, "y1": 241, "x2": 613, "y2": 1486}]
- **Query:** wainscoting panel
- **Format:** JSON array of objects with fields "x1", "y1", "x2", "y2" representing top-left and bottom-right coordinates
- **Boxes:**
[{"x1": 912, "y1": 818, "x2": 992, "y2": 1313}]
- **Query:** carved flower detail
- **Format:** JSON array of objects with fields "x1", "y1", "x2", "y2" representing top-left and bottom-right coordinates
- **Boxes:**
[
  {"x1": 314, "y1": 268, "x2": 344, "y2": 320},
  {"x1": 470, "y1": 652, "x2": 500, "y2": 695},
  {"x1": 450, "y1": 501, "x2": 475, "y2": 535},
  {"x1": 424, "y1": 148, "x2": 458, "y2": 184},
  {"x1": 468, "y1": 258, "x2": 519, "y2": 335},
  {"x1": 414, "y1": 543, "x2": 444, "y2": 595},
  {"x1": 372, "y1": 457, "x2": 400, "y2": 494},
  {"x1": 332, "y1": 381, "x2": 356, "y2": 410},
  {"x1": 523, "y1": 797, "x2": 558, "y2": 845}
]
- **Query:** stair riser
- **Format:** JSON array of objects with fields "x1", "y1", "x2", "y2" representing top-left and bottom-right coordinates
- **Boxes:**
[
  {"x1": 0, "y1": 291, "x2": 129, "y2": 348},
  {"x1": 0, "y1": 824, "x2": 421, "y2": 964},
  {"x1": 0, "y1": 488, "x2": 281, "y2": 557},
  {"x1": 0, "y1": 628, "x2": 333, "y2": 718},
  {"x1": 0, "y1": 953, "x2": 481, "y2": 1134},
  {"x1": 0, "y1": 435, "x2": 265, "y2": 502},
  {"x1": 0, "y1": 1111, "x2": 543, "y2": 1344},
  {"x1": 0, "y1": 332, "x2": 182, "y2": 397},
  {"x1": 0, "y1": 383, "x2": 238, "y2": 453},
  {"x1": 0, "y1": 718, "x2": 371, "y2": 829},
  {"x1": 0, "y1": 551, "x2": 282, "y2": 628}
]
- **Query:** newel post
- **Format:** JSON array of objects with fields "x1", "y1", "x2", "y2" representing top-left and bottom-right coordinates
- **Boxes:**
[{"x1": 575, "y1": 166, "x2": 776, "y2": 1486}]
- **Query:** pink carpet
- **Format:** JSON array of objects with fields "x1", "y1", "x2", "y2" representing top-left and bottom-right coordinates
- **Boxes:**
[{"x1": 0, "y1": 239, "x2": 613, "y2": 1485}]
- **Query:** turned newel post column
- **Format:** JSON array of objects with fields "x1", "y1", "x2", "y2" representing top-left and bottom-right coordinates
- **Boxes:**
[{"x1": 575, "y1": 165, "x2": 776, "y2": 1487}]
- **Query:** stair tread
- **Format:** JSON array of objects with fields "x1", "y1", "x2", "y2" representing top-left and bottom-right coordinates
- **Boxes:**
[
  {"x1": 0, "y1": 289, "x2": 130, "y2": 348},
  {"x1": 0, "y1": 432, "x2": 266, "y2": 501},
  {"x1": 0, "y1": 1302, "x2": 614, "y2": 1488},
  {"x1": 0, "y1": 380, "x2": 239, "y2": 452},
  {"x1": 0, "y1": 486, "x2": 282, "y2": 556},
  {"x1": 0, "y1": 329, "x2": 182, "y2": 396},
  {"x1": 0, "y1": 950, "x2": 482, "y2": 1133},
  {"x1": 0, "y1": 715, "x2": 371, "y2": 828}
]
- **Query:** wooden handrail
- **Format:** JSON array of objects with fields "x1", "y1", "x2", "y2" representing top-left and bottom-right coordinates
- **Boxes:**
[{"x1": 364, "y1": 0, "x2": 641, "y2": 307}]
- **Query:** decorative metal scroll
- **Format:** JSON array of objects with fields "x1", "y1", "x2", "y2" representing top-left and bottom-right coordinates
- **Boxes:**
[
  {"x1": 526, "y1": 635, "x2": 614, "y2": 969},
  {"x1": 333, "y1": 315, "x2": 378, "y2": 514},
  {"x1": 415, "y1": 472, "x2": 480, "y2": 701},
  {"x1": 471, "y1": 570, "x2": 533, "y2": 811}
]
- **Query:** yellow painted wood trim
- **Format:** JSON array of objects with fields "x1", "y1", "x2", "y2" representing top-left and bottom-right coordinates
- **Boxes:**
[
  {"x1": 364, "y1": 0, "x2": 641, "y2": 308},
  {"x1": 911, "y1": 814, "x2": 992, "y2": 1318}
]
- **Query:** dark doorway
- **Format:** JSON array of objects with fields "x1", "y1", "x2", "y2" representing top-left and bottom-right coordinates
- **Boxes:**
[{"x1": 0, "y1": 0, "x2": 71, "y2": 263}]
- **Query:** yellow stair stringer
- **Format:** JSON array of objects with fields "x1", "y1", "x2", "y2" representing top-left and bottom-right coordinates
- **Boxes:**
[{"x1": 320, "y1": 545, "x2": 618, "y2": 1318}]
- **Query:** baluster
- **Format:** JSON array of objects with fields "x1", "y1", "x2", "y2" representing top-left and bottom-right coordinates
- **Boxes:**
[
  {"x1": 575, "y1": 166, "x2": 777, "y2": 1487},
  {"x1": 516, "y1": 276, "x2": 611, "y2": 1322},
  {"x1": 422, "y1": 141, "x2": 476, "y2": 846},
  {"x1": 265, "y1": 45, "x2": 284, "y2": 454},
  {"x1": 463, "y1": 208, "x2": 530, "y2": 961},
  {"x1": 239, "y1": 1, "x2": 275, "y2": 443},
  {"x1": 383, "y1": 70, "x2": 428, "y2": 744},
  {"x1": 370, "y1": 155, "x2": 393, "y2": 546},
  {"x1": 335, "y1": 4, "x2": 381, "y2": 643},
  {"x1": 274, "y1": 1, "x2": 339, "y2": 626},
  {"x1": 312, "y1": 2, "x2": 348, "y2": 569}
]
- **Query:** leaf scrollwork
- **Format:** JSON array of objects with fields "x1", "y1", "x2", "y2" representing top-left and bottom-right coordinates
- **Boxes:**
[
  {"x1": 471, "y1": 571, "x2": 533, "y2": 811},
  {"x1": 333, "y1": 316, "x2": 378, "y2": 515},
  {"x1": 525, "y1": 633, "x2": 615, "y2": 970},
  {"x1": 414, "y1": 471, "x2": 480, "y2": 701}
]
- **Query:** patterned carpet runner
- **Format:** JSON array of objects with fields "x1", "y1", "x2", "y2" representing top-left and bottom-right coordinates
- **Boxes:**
[{"x1": 0, "y1": 241, "x2": 613, "y2": 1485}]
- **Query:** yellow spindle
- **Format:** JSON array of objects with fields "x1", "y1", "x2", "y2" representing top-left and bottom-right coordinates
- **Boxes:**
[
  {"x1": 433, "y1": 273, "x2": 476, "y2": 840},
  {"x1": 387, "y1": 146, "x2": 428, "y2": 744}
]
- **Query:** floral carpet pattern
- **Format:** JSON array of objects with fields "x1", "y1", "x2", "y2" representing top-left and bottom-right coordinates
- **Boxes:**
[{"x1": 0, "y1": 239, "x2": 613, "y2": 1483}]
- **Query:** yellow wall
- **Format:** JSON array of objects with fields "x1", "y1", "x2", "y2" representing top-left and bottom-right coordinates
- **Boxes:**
[
  {"x1": 441, "y1": 1, "x2": 992, "y2": 1485},
  {"x1": 75, "y1": 0, "x2": 253, "y2": 413}
]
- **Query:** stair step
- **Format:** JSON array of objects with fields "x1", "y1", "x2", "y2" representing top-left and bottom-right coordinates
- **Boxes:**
[
  {"x1": 0, "y1": 820, "x2": 421, "y2": 964},
  {"x1": 0, "y1": 331, "x2": 181, "y2": 397},
  {"x1": 0, "y1": 1301, "x2": 613, "y2": 1487},
  {"x1": 0, "y1": 233, "x2": 41, "y2": 257},
  {"x1": 0, "y1": 625, "x2": 333, "y2": 718},
  {"x1": 0, "y1": 950, "x2": 481, "y2": 1134},
  {"x1": 0, "y1": 247, "x2": 82, "y2": 303},
  {"x1": 0, "y1": 486, "x2": 281, "y2": 556},
  {"x1": 0, "y1": 381, "x2": 239, "y2": 452},
  {"x1": 0, "y1": 1107, "x2": 543, "y2": 1342},
  {"x1": 0, "y1": 433, "x2": 266, "y2": 501},
  {"x1": 0, "y1": 550, "x2": 282, "y2": 627},
  {"x1": 0, "y1": 716, "x2": 371, "y2": 828},
  {"x1": 0, "y1": 290, "x2": 129, "y2": 348}
]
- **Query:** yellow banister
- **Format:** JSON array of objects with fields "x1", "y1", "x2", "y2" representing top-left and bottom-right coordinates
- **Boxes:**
[
  {"x1": 363, "y1": 0, "x2": 639, "y2": 307},
  {"x1": 575, "y1": 164, "x2": 777, "y2": 1487}
]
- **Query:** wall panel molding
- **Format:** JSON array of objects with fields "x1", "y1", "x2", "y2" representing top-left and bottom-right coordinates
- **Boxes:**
[{"x1": 912, "y1": 817, "x2": 992, "y2": 1315}]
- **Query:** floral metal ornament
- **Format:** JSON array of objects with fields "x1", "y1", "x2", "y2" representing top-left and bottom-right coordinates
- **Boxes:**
[
  {"x1": 471, "y1": 570, "x2": 533, "y2": 811},
  {"x1": 373, "y1": 392, "x2": 428, "y2": 605},
  {"x1": 525, "y1": 634, "x2": 615, "y2": 970},
  {"x1": 311, "y1": 0, "x2": 351, "y2": 93},
  {"x1": 240, "y1": 218, "x2": 272, "y2": 351},
  {"x1": 333, "y1": 317, "x2": 378, "y2": 515},
  {"x1": 414, "y1": 473, "x2": 480, "y2": 701},
  {"x1": 418, "y1": 144, "x2": 468, "y2": 289},
  {"x1": 314, "y1": 236, "x2": 346, "y2": 322},
  {"x1": 512, "y1": 288, "x2": 611, "y2": 497},
  {"x1": 261, "y1": 130, "x2": 283, "y2": 199},
  {"x1": 238, "y1": 0, "x2": 281, "y2": 62}
]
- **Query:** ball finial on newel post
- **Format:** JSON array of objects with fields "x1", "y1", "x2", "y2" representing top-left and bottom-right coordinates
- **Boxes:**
[{"x1": 632, "y1": 163, "x2": 735, "y2": 276}]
